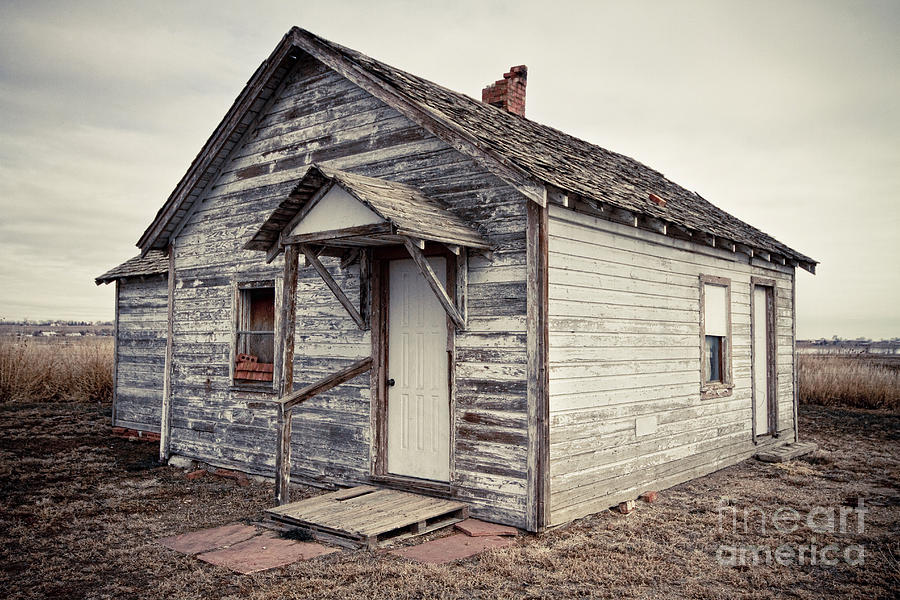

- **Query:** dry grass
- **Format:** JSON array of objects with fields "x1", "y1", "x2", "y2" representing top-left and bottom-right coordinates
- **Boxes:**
[
  {"x1": 0, "y1": 337, "x2": 113, "y2": 403},
  {"x1": 1, "y1": 401, "x2": 897, "y2": 599},
  {"x1": 799, "y1": 354, "x2": 900, "y2": 410}
]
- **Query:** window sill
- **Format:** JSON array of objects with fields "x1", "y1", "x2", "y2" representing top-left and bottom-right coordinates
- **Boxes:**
[
  {"x1": 229, "y1": 384, "x2": 278, "y2": 395},
  {"x1": 700, "y1": 382, "x2": 734, "y2": 400}
]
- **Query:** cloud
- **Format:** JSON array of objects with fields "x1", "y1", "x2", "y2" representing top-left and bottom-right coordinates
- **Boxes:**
[{"x1": 0, "y1": 0, "x2": 897, "y2": 338}]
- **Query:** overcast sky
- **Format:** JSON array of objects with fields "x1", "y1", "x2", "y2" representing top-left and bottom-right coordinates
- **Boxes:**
[{"x1": 0, "y1": 0, "x2": 897, "y2": 338}]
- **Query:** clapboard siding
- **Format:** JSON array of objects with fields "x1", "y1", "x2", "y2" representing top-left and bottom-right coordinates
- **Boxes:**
[
  {"x1": 163, "y1": 53, "x2": 528, "y2": 527},
  {"x1": 547, "y1": 205, "x2": 795, "y2": 526},
  {"x1": 114, "y1": 275, "x2": 168, "y2": 432}
]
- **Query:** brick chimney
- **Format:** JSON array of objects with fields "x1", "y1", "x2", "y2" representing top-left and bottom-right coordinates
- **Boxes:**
[{"x1": 482, "y1": 65, "x2": 527, "y2": 117}]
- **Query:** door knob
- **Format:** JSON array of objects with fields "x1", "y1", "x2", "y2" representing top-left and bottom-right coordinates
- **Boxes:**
[{"x1": 387, "y1": 378, "x2": 396, "y2": 387}]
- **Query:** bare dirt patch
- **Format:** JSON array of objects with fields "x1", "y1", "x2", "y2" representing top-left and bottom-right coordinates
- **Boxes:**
[{"x1": 1, "y1": 402, "x2": 897, "y2": 599}]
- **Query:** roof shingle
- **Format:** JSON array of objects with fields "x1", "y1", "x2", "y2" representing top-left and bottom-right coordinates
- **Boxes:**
[
  {"x1": 301, "y1": 29, "x2": 815, "y2": 267},
  {"x1": 95, "y1": 250, "x2": 168, "y2": 285}
]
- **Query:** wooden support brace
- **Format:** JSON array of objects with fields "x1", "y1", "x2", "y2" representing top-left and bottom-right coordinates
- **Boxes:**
[
  {"x1": 340, "y1": 248, "x2": 360, "y2": 270},
  {"x1": 280, "y1": 357, "x2": 373, "y2": 411},
  {"x1": 300, "y1": 244, "x2": 366, "y2": 329},
  {"x1": 265, "y1": 242, "x2": 283, "y2": 265},
  {"x1": 402, "y1": 237, "x2": 466, "y2": 330},
  {"x1": 301, "y1": 245, "x2": 326, "y2": 268},
  {"x1": 275, "y1": 244, "x2": 299, "y2": 505}
]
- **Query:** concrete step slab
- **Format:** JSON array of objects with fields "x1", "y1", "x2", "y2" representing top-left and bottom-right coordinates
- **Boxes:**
[
  {"x1": 756, "y1": 441, "x2": 819, "y2": 463},
  {"x1": 158, "y1": 523, "x2": 258, "y2": 555},
  {"x1": 197, "y1": 531, "x2": 338, "y2": 574},
  {"x1": 454, "y1": 518, "x2": 518, "y2": 537}
]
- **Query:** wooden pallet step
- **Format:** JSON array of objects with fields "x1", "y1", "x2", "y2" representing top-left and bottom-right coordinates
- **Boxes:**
[
  {"x1": 756, "y1": 441, "x2": 818, "y2": 463},
  {"x1": 264, "y1": 485, "x2": 468, "y2": 549}
]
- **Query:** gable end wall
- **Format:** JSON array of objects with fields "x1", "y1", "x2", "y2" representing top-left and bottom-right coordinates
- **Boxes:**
[{"x1": 164, "y1": 53, "x2": 530, "y2": 527}]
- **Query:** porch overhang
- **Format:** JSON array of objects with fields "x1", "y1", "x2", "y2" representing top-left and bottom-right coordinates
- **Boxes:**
[
  {"x1": 246, "y1": 165, "x2": 481, "y2": 332},
  {"x1": 244, "y1": 164, "x2": 491, "y2": 262}
]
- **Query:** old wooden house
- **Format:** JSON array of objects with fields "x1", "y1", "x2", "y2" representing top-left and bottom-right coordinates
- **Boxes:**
[{"x1": 96, "y1": 27, "x2": 816, "y2": 532}]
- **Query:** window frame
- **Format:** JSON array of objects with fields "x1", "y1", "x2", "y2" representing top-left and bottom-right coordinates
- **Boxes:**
[
  {"x1": 699, "y1": 274, "x2": 733, "y2": 399},
  {"x1": 230, "y1": 277, "x2": 282, "y2": 392}
]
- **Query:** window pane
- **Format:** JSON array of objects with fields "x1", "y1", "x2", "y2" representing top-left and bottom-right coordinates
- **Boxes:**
[
  {"x1": 247, "y1": 288, "x2": 275, "y2": 331},
  {"x1": 237, "y1": 332, "x2": 275, "y2": 365},
  {"x1": 704, "y1": 284, "x2": 728, "y2": 336},
  {"x1": 706, "y1": 335, "x2": 722, "y2": 382}
]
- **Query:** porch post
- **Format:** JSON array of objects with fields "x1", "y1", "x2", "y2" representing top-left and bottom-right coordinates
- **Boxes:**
[{"x1": 275, "y1": 244, "x2": 299, "y2": 505}]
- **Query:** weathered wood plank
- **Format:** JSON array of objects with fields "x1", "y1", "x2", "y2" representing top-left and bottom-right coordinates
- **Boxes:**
[
  {"x1": 402, "y1": 237, "x2": 466, "y2": 330},
  {"x1": 159, "y1": 246, "x2": 175, "y2": 462},
  {"x1": 300, "y1": 244, "x2": 365, "y2": 329},
  {"x1": 275, "y1": 244, "x2": 299, "y2": 505}
]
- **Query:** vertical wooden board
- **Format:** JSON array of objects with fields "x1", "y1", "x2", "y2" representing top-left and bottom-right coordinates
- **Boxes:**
[
  {"x1": 525, "y1": 198, "x2": 549, "y2": 532},
  {"x1": 276, "y1": 244, "x2": 299, "y2": 505},
  {"x1": 160, "y1": 246, "x2": 176, "y2": 462},
  {"x1": 359, "y1": 248, "x2": 372, "y2": 329},
  {"x1": 456, "y1": 248, "x2": 468, "y2": 325},
  {"x1": 112, "y1": 279, "x2": 120, "y2": 426},
  {"x1": 791, "y1": 268, "x2": 799, "y2": 442}
]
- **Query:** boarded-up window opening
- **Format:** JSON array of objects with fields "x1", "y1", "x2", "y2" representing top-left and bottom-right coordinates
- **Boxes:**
[{"x1": 235, "y1": 286, "x2": 275, "y2": 383}]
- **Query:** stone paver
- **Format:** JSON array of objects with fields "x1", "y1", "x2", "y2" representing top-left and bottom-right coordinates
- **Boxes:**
[
  {"x1": 389, "y1": 533, "x2": 515, "y2": 564},
  {"x1": 196, "y1": 531, "x2": 338, "y2": 574},
  {"x1": 454, "y1": 518, "x2": 518, "y2": 537},
  {"x1": 158, "y1": 523, "x2": 259, "y2": 555}
]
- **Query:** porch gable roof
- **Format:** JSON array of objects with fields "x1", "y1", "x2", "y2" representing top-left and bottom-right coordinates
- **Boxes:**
[{"x1": 244, "y1": 164, "x2": 490, "y2": 254}]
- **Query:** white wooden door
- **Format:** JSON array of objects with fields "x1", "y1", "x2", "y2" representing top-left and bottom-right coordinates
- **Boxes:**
[
  {"x1": 752, "y1": 286, "x2": 771, "y2": 436},
  {"x1": 387, "y1": 257, "x2": 450, "y2": 481}
]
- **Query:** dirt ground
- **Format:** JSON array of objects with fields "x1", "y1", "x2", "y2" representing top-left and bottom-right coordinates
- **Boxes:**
[{"x1": 1, "y1": 402, "x2": 897, "y2": 599}]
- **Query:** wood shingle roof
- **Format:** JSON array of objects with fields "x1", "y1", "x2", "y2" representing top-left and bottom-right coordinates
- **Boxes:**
[
  {"x1": 133, "y1": 26, "x2": 815, "y2": 273},
  {"x1": 245, "y1": 165, "x2": 491, "y2": 254},
  {"x1": 299, "y1": 29, "x2": 816, "y2": 270},
  {"x1": 95, "y1": 250, "x2": 168, "y2": 284}
]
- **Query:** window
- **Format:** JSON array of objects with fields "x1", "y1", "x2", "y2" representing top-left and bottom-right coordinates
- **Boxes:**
[
  {"x1": 700, "y1": 275, "x2": 732, "y2": 398},
  {"x1": 234, "y1": 283, "x2": 276, "y2": 385},
  {"x1": 706, "y1": 334, "x2": 723, "y2": 382}
]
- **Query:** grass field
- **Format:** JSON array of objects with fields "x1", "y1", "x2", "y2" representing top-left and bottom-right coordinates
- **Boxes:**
[
  {"x1": 1, "y1": 340, "x2": 897, "y2": 598},
  {"x1": 2, "y1": 337, "x2": 898, "y2": 411},
  {"x1": 798, "y1": 354, "x2": 900, "y2": 410},
  {"x1": 0, "y1": 402, "x2": 898, "y2": 599},
  {"x1": 0, "y1": 402, "x2": 900, "y2": 600},
  {"x1": 0, "y1": 337, "x2": 112, "y2": 404}
]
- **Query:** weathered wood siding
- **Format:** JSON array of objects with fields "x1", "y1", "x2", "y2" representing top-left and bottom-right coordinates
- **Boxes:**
[
  {"x1": 165, "y1": 54, "x2": 529, "y2": 526},
  {"x1": 114, "y1": 275, "x2": 168, "y2": 432},
  {"x1": 547, "y1": 205, "x2": 795, "y2": 526}
]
